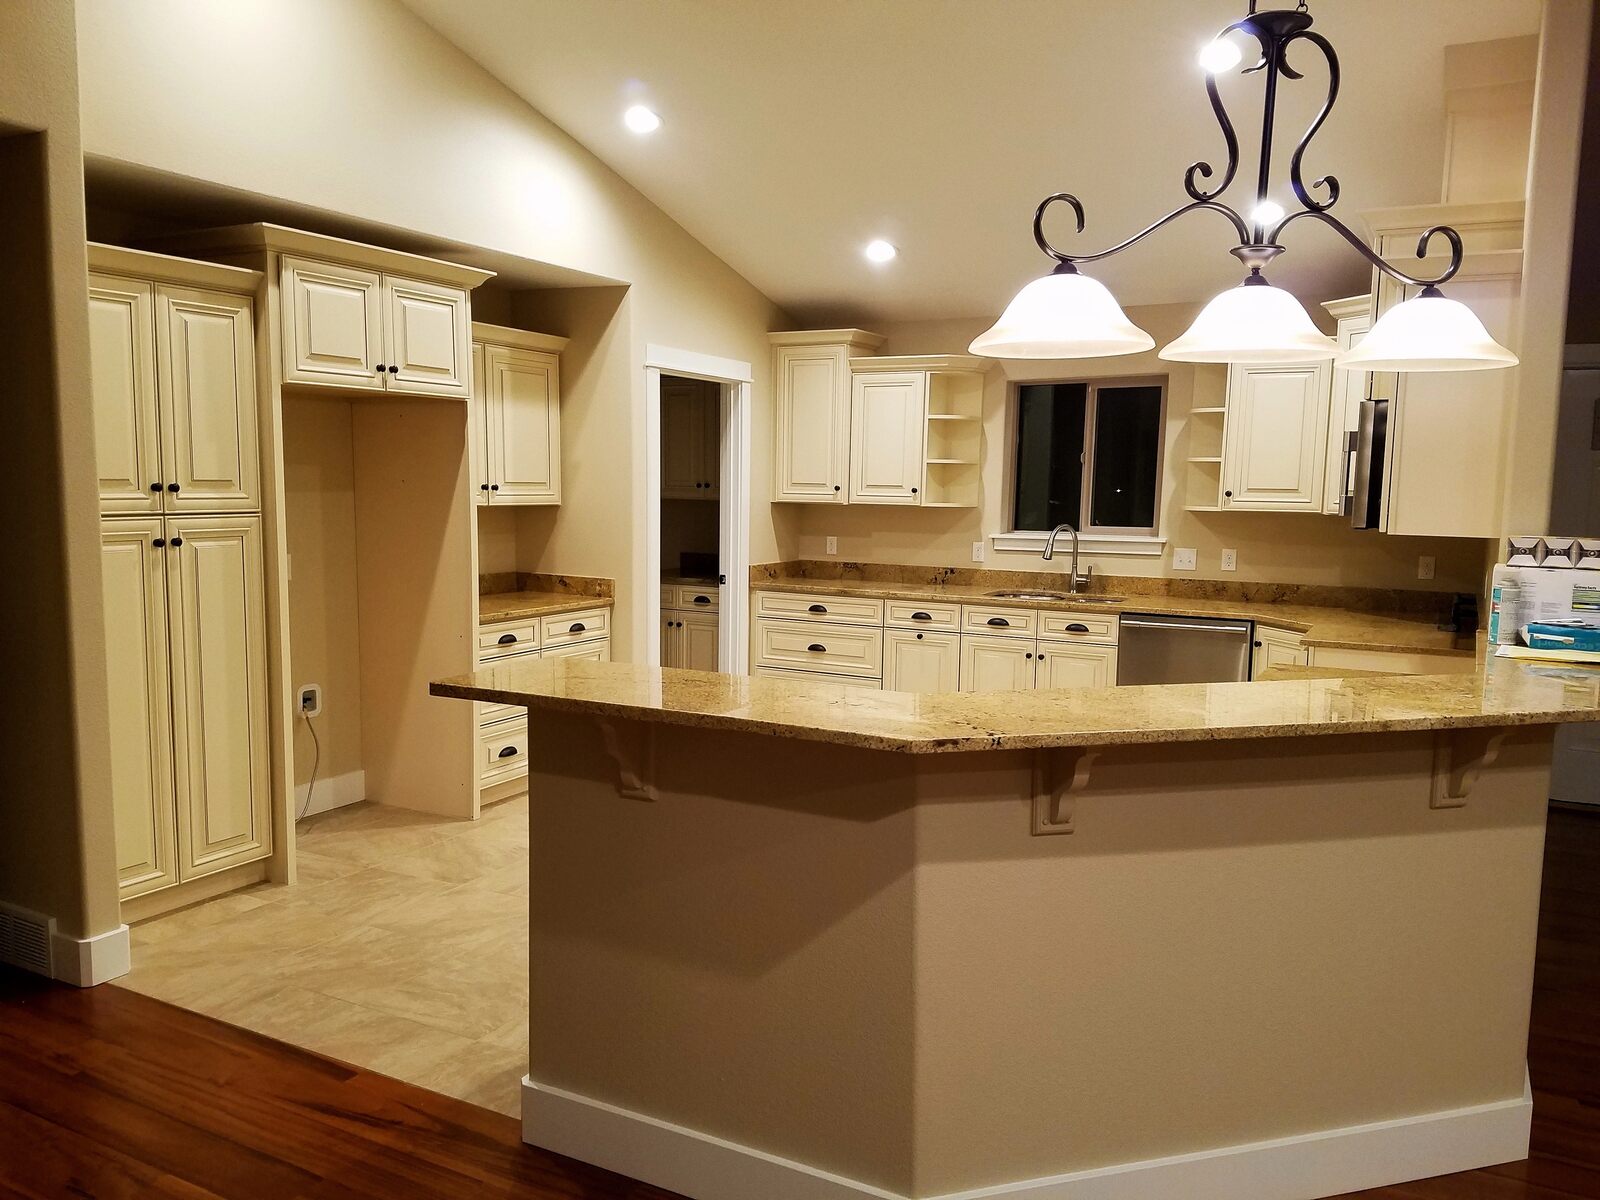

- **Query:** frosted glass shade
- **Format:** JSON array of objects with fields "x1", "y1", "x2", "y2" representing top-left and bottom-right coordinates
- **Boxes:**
[
  {"x1": 1337, "y1": 292, "x2": 1518, "y2": 372},
  {"x1": 1160, "y1": 280, "x2": 1337, "y2": 363},
  {"x1": 969, "y1": 270, "x2": 1154, "y2": 359}
]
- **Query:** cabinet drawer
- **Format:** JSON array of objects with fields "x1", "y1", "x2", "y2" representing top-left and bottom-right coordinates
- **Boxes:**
[
  {"x1": 1038, "y1": 611, "x2": 1119, "y2": 644},
  {"x1": 754, "y1": 666, "x2": 882, "y2": 691},
  {"x1": 884, "y1": 599, "x2": 960, "y2": 631},
  {"x1": 478, "y1": 699, "x2": 524, "y2": 727},
  {"x1": 754, "y1": 618, "x2": 883, "y2": 678},
  {"x1": 660, "y1": 585, "x2": 678, "y2": 611},
  {"x1": 541, "y1": 606, "x2": 610, "y2": 647},
  {"x1": 478, "y1": 621, "x2": 539, "y2": 658},
  {"x1": 961, "y1": 604, "x2": 1037, "y2": 637},
  {"x1": 675, "y1": 585, "x2": 720, "y2": 612},
  {"x1": 542, "y1": 636, "x2": 611, "y2": 663},
  {"x1": 479, "y1": 718, "x2": 529, "y2": 784},
  {"x1": 754, "y1": 590, "x2": 884, "y2": 626}
]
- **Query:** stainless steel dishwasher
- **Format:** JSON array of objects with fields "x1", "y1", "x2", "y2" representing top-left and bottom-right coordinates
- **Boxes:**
[{"x1": 1116, "y1": 613, "x2": 1253, "y2": 685}]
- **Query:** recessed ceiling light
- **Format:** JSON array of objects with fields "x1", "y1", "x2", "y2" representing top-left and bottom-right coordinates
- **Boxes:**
[
  {"x1": 623, "y1": 104, "x2": 661, "y2": 135},
  {"x1": 864, "y1": 239, "x2": 898, "y2": 264}
]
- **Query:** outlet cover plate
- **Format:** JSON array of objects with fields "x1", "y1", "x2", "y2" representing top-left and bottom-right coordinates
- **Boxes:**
[
  {"x1": 1220, "y1": 548, "x2": 1237, "y2": 572},
  {"x1": 1417, "y1": 555, "x2": 1436, "y2": 580},
  {"x1": 972, "y1": 541, "x2": 986, "y2": 563},
  {"x1": 298, "y1": 683, "x2": 323, "y2": 718},
  {"x1": 825, "y1": 537, "x2": 838, "y2": 556},
  {"x1": 1173, "y1": 547, "x2": 1198, "y2": 571}
]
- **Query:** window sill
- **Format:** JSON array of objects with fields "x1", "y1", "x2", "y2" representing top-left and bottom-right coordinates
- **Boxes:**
[{"x1": 991, "y1": 531, "x2": 1167, "y2": 558}]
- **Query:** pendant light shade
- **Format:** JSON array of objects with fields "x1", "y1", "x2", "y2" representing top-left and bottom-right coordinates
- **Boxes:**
[
  {"x1": 1160, "y1": 278, "x2": 1338, "y2": 363},
  {"x1": 969, "y1": 268, "x2": 1154, "y2": 359},
  {"x1": 1336, "y1": 288, "x2": 1518, "y2": 372}
]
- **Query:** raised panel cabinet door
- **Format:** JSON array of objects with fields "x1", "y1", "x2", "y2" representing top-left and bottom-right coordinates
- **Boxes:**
[
  {"x1": 383, "y1": 275, "x2": 470, "y2": 397},
  {"x1": 699, "y1": 386, "x2": 721, "y2": 498},
  {"x1": 883, "y1": 629, "x2": 959, "y2": 694},
  {"x1": 681, "y1": 609, "x2": 721, "y2": 672},
  {"x1": 1222, "y1": 362, "x2": 1330, "y2": 511},
  {"x1": 660, "y1": 379, "x2": 705, "y2": 500},
  {"x1": 89, "y1": 275, "x2": 162, "y2": 513},
  {"x1": 958, "y1": 634, "x2": 1037, "y2": 693},
  {"x1": 155, "y1": 286, "x2": 260, "y2": 512},
  {"x1": 773, "y1": 344, "x2": 848, "y2": 502},
  {"x1": 100, "y1": 518, "x2": 178, "y2": 898},
  {"x1": 471, "y1": 341, "x2": 488, "y2": 506},
  {"x1": 487, "y1": 345, "x2": 561, "y2": 504},
  {"x1": 281, "y1": 256, "x2": 383, "y2": 390},
  {"x1": 165, "y1": 515, "x2": 272, "y2": 880},
  {"x1": 850, "y1": 371, "x2": 927, "y2": 505},
  {"x1": 660, "y1": 613, "x2": 684, "y2": 668},
  {"x1": 1036, "y1": 643, "x2": 1117, "y2": 689},
  {"x1": 1324, "y1": 315, "x2": 1371, "y2": 514}
]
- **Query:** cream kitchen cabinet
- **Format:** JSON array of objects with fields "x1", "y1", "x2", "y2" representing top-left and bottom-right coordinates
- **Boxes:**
[
  {"x1": 849, "y1": 370, "x2": 927, "y2": 504},
  {"x1": 664, "y1": 608, "x2": 721, "y2": 671},
  {"x1": 883, "y1": 629, "x2": 960, "y2": 693},
  {"x1": 1320, "y1": 296, "x2": 1372, "y2": 515},
  {"x1": 1251, "y1": 624, "x2": 1309, "y2": 677},
  {"x1": 959, "y1": 633, "x2": 1038, "y2": 693},
  {"x1": 1221, "y1": 361, "x2": 1332, "y2": 512},
  {"x1": 281, "y1": 255, "x2": 471, "y2": 397},
  {"x1": 472, "y1": 323, "x2": 567, "y2": 506},
  {"x1": 90, "y1": 272, "x2": 260, "y2": 514},
  {"x1": 102, "y1": 514, "x2": 272, "y2": 898},
  {"x1": 769, "y1": 329, "x2": 885, "y2": 502},
  {"x1": 1036, "y1": 642, "x2": 1118, "y2": 689},
  {"x1": 662, "y1": 378, "x2": 720, "y2": 499}
]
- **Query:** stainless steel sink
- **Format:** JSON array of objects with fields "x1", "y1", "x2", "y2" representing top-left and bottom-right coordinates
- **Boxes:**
[{"x1": 984, "y1": 590, "x2": 1125, "y2": 603}]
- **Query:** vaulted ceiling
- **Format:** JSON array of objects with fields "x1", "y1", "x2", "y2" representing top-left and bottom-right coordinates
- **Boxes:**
[{"x1": 398, "y1": 0, "x2": 1541, "y2": 325}]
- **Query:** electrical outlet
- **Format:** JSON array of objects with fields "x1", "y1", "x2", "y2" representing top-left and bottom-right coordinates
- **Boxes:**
[
  {"x1": 972, "y1": 540, "x2": 986, "y2": 563},
  {"x1": 1173, "y1": 547, "x2": 1198, "y2": 571},
  {"x1": 1220, "y1": 548, "x2": 1238, "y2": 572},
  {"x1": 825, "y1": 536, "x2": 838, "y2": 556},
  {"x1": 298, "y1": 683, "x2": 323, "y2": 718},
  {"x1": 1417, "y1": 555, "x2": 1436, "y2": 581}
]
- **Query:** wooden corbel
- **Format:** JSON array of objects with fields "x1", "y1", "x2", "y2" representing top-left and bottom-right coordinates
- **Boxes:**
[
  {"x1": 1031, "y1": 747, "x2": 1101, "y2": 835},
  {"x1": 1430, "y1": 726, "x2": 1511, "y2": 809},
  {"x1": 597, "y1": 719, "x2": 657, "y2": 802}
]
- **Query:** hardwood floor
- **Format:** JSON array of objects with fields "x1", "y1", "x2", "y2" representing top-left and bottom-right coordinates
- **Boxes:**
[{"x1": 1, "y1": 804, "x2": 1595, "y2": 1200}]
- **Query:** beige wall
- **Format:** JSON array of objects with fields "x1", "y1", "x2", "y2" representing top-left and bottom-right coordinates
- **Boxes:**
[
  {"x1": 76, "y1": 0, "x2": 797, "y2": 662},
  {"x1": 789, "y1": 307, "x2": 1491, "y2": 593},
  {"x1": 281, "y1": 396, "x2": 365, "y2": 790},
  {"x1": 0, "y1": 0, "x2": 122, "y2": 945}
]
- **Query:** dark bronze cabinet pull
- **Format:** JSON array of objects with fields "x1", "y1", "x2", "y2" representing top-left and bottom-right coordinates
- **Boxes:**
[
  {"x1": 497, "y1": 746, "x2": 518, "y2": 759},
  {"x1": 807, "y1": 643, "x2": 826, "y2": 652},
  {"x1": 1065, "y1": 623, "x2": 1089, "y2": 633},
  {"x1": 570, "y1": 622, "x2": 586, "y2": 633},
  {"x1": 498, "y1": 633, "x2": 517, "y2": 645},
  {"x1": 808, "y1": 604, "x2": 827, "y2": 613},
  {"x1": 693, "y1": 595, "x2": 711, "y2": 604},
  {"x1": 911, "y1": 611, "x2": 932, "y2": 621},
  {"x1": 987, "y1": 616, "x2": 1009, "y2": 627}
]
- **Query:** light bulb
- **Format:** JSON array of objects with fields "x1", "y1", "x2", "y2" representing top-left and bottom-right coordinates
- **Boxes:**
[
  {"x1": 863, "y1": 239, "x2": 898, "y2": 264},
  {"x1": 623, "y1": 104, "x2": 661, "y2": 134},
  {"x1": 1198, "y1": 38, "x2": 1242, "y2": 73},
  {"x1": 1251, "y1": 200, "x2": 1285, "y2": 227}
]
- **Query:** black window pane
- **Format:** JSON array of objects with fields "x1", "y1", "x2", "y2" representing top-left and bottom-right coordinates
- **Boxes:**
[
  {"x1": 1013, "y1": 383, "x2": 1086, "y2": 530},
  {"x1": 1089, "y1": 385, "x2": 1162, "y2": 529}
]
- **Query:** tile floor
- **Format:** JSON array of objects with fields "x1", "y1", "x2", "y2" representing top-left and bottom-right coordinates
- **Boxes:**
[{"x1": 117, "y1": 796, "x2": 530, "y2": 1116}]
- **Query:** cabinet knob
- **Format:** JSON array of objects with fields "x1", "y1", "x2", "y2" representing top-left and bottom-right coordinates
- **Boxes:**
[
  {"x1": 480, "y1": 483, "x2": 490, "y2": 491},
  {"x1": 388, "y1": 364, "x2": 399, "y2": 374},
  {"x1": 987, "y1": 616, "x2": 1009, "y2": 627},
  {"x1": 807, "y1": 643, "x2": 826, "y2": 653},
  {"x1": 1224, "y1": 489, "x2": 1233, "y2": 498},
  {"x1": 911, "y1": 487, "x2": 918, "y2": 495},
  {"x1": 169, "y1": 537, "x2": 183, "y2": 547},
  {"x1": 490, "y1": 484, "x2": 499, "y2": 491},
  {"x1": 1026, "y1": 652, "x2": 1034, "y2": 660},
  {"x1": 1253, "y1": 640, "x2": 1263, "y2": 648},
  {"x1": 152, "y1": 537, "x2": 166, "y2": 548},
  {"x1": 150, "y1": 482, "x2": 163, "y2": 493},
  {"x1": 916, "y1": 632, "x2": 924, "y2": 640},
  {"x1": 167, "y1": 483, "x2": 180, "y2": 493},
  {"x1": 375, "y1": 363, "x2": 386, "y2": 372},
  {"x1": 833, "y1": 484, "x2": 841, "y2": 492}
]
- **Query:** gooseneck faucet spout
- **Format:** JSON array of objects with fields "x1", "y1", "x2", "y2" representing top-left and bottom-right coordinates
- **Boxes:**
[{"x1": 1042, "y1": 522, "x2": 1093, "y2": 594}]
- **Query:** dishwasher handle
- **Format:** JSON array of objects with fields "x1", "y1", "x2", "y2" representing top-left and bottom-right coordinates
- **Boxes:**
[{"x1": 1119, "y1": 616, "x2": 1252, "y2": 636}]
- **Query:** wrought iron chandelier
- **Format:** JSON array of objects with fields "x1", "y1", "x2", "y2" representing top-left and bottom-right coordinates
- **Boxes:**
[{"x1": 970, "y1": 2, "x2": 1518, "y2": 372}]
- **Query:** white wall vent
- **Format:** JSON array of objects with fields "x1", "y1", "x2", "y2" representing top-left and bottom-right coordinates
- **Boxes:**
[{"x1": 0, "y1": 901, "x2": 54, "y2": 976}]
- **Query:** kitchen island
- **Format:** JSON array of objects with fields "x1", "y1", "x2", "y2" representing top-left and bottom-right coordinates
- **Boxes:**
[{"x1": 431, "y1": 657, "x2": 1600, "y2": 1200}]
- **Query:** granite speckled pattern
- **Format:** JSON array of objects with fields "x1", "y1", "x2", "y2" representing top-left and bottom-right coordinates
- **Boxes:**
[
  {"x1": 432, "y1": 657, "x2": 1600, "y2": 754},
  {"x1": 478, "y1": 572, "x2": 614, "y2": 624},
  {"x1": 751, "y1": 576, "x2": 1469, "y2": 656}
]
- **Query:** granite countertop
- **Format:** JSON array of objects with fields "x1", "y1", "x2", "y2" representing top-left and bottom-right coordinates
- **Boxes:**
[
  {"x1": 479, "y1": 590, "x2": 614, "y2": 624},
  {"x1": 662, "y1": 574, "x2": 720, "y2": 588},
  {"x1": 432, "y1": 657, "x2": 1600, "y2": 754},
  {"x1": 750, "y1": 577, "x2": 1469, "y2": 657}
]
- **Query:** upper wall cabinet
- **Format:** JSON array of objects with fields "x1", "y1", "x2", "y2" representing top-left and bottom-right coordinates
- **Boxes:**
[
  {"x1": 849, "y1": 370, "x2": 926, "y2": 505},
  {"x1": 153, "y1": 224, "x2": 493, "y2": 401},
  {"x1": 471, "y1": 322, "x2": 568, "y2": 507},
  {"x1": 770, "y1": 329, "x2": 885, "y2": 502},
  {"x1": 89, "y1": 250, "x2": 262, "y2": 515},
  {"x1": 661, "y1": 377, "x2": 720, "y2": 500},
  {"x1": 1220, "y1": 361, "x2": 1331, "y2": 512},
  {"x1": 1320, "y1": 295, "x2": 1372, "y2": 516}
]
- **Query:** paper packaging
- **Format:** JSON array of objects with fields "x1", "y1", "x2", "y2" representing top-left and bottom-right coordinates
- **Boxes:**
[
  {"x1": 1490, "y1": 565, "x2": 1523, "y2": 645},
  {"x1": 1576, "y1": 539, "x2": 1600, "y2": 570},
  {"x1": 1514, "y1": 566, "x2": 1600, "y2": 625},
  {"x1": 1543, "y1": 537, "x2": 1579, "y2": 569},
  {"x1": 1506, "y1": 536, "x2": 1545, "y2": 567}
]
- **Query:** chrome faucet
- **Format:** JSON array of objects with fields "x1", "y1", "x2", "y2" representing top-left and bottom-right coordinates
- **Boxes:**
[{"x1": 1042, "y1": 522, "x2": 1093, "y2": 594}]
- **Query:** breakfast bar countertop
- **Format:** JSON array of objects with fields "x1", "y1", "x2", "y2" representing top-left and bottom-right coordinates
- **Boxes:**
[{"x1": 431, "y1": 655, "x2": 1600, "y2": 754}]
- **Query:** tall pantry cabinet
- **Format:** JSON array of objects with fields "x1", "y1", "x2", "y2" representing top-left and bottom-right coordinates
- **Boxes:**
[{"x1": 90, "y1": 246, "x2": 274, "y2": 908}]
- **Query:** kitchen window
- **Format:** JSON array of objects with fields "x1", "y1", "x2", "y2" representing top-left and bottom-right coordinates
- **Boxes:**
[{"x1": 1010, "y1": 378, "x2": 1166, "y2": 537}]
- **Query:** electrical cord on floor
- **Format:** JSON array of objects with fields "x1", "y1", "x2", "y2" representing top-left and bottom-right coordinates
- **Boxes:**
[{"x1": 297, "y1": 710, "x2": 322, "y2": 822}]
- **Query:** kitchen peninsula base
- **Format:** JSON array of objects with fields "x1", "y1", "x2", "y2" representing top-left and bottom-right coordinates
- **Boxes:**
[{"x1": 505, "y1": 709, "x2": 1549, "y2": 1200}]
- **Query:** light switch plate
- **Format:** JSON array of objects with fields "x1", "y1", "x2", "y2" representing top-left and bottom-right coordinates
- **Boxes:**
[
  {"x1": 1173, "y1": 547, "x2": 1198, "y2": 571},
  {"x1": 1417, "y1": 555, "x2": 1436, "y2": 580},
  {"x1": 972, "y1": 541, "x2": 986, "y2": 563},
  {"x1": 1220, "y1": 548, "x2": 1237, "y2": 572},
  {"x1": 825, "y1": 536, "x2": 838, "y2": 556}
]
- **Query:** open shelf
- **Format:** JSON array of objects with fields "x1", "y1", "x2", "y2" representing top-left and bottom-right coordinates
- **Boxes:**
[
  {"x1": 927, "y1": 413, "x2": 978, "y2": 422},
  {"x1": 1187, "y1": 455, "x2": 1223, "y2": 464},
  {"x1": 1190, "y1": 406, "x2": 1227, "y2": 415}
]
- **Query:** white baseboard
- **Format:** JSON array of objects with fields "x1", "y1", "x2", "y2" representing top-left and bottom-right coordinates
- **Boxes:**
[
  {"x1": 521, "y1": 1073, "x2": 1532, "y2": 1200},
  {"x1": 295, "y1": 768, "x2": 366, "y2": 819},
  {"x1": 50, "y1": 923, "x2": 131, "y2": 987}
]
